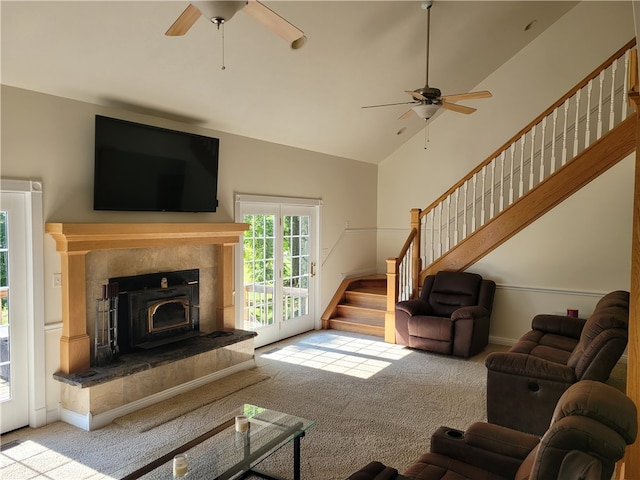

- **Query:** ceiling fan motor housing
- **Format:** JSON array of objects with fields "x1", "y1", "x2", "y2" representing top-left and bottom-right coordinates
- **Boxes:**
[{"x1": 416, "y1": 86, "x2": 442, "y2": 102}]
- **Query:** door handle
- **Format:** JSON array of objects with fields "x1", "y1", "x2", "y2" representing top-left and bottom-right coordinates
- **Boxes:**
[{"x1": 310, "y1": 261, "x2": 316, "y2": 278}]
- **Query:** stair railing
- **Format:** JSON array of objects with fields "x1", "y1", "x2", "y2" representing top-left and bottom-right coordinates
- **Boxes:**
[{"x1": 386, "y1": 39, "x2": 636, "y2": 317}]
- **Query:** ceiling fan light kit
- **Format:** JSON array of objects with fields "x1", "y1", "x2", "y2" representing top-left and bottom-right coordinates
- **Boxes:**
[{"x1": 411, "y1": 103, "x2": 440, "y2": 119}]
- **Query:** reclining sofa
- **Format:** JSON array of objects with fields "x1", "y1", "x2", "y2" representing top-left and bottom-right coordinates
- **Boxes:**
[
  {"x1": 347, "y1": 380, "x2": 637, "y2": 480},
  {"x1": 485, "y1": 290, "x2": 629, "y2": 436}
]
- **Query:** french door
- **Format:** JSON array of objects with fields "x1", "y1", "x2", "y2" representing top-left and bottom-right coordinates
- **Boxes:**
[
  {"x1": 0, "y1": 192, "x2": 30, "y2": 433},
  {"x1": 236, "y1": 196, "x2": 320, "y2": 348},
  {"x1": 0, "y1": 180, "x2": 45, "y2": 434}
]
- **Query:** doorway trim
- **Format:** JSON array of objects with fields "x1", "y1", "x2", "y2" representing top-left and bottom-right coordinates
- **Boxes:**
[{"x1": 1, "y1": 179, "x2": 46, "y2": 428}]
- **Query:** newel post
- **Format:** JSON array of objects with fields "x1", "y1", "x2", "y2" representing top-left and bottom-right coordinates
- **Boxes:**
[
  {"x1": 385, "y1": 258, "x2": 398, "y2": 344},
  {"x1": 410, "y1": 208, "x2": 421, "y2": 299}
]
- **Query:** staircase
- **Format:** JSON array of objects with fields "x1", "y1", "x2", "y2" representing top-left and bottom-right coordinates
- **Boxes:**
[
  {"x1": 321, "y1": 275, "x2": 386, "y2": 337},
  {"x1": 322, "y1": 39, "x2": 637, "y2": 339}
]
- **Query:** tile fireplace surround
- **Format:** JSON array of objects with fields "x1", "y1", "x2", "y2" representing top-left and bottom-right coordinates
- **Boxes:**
[{"x1": 46, "y1": 223, "x2": 252, "y2": 430}]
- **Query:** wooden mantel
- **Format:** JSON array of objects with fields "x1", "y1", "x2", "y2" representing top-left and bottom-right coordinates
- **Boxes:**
[{"x1": 45, "y1": 223, "x2": 249, "y2": 374}]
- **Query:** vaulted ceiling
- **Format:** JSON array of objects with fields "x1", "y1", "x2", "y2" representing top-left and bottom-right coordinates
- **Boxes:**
[{"x1": 1, "y1": 1, "x2": 579, "y2": 164}]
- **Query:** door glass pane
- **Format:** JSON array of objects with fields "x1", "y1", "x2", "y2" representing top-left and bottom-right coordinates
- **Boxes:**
[
  {"x1": 0, "y1": 211, "x2": 10, "y2": 402},
  {"x1": 243, "y1": 214, "x2": 276, "y2": 330},
  {"x1": 282, "y1": 215, "x2": 310, "y2": 322}
]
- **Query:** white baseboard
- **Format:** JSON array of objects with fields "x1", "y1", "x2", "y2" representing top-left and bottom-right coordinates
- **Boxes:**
[
  {"x1": 60, "y1": 358, "x2": 256, "y2": 431},
  {"x1": 29, "y1": 406, "x2": 48, "y2": 429},
  {"x1": 47, "y1": 407, "x2": 61, "y2": 425}
]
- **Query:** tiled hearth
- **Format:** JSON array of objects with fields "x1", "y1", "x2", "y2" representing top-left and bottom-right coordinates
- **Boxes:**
[{"x1": 55, "y1": 330, "x2": 256, "y2": 431}]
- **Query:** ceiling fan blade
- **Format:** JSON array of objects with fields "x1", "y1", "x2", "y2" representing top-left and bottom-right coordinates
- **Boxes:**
[
  {"x1": 243, "y1": 0, "x2": 306, "y2": 49},
  {"x1": 398, "y1": 109, "x2": 416, "y2": 120},
  {"x1": 165, "y1": 4, "x2": 202, "y2": 36},
  {"x1": 362, "y1": 101, "x2": 417, "y2": 109},
  {"x1": 405, "y1": 90, "x2": 427, "y2": 101},
  {"x1": 441, "y1": 91, "x2": 492, "y2": 102},
  {"x1": 441, "y1": 102, "x2": 477, "y2": 114}
]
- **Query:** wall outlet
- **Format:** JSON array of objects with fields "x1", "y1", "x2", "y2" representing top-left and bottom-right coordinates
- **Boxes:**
[{"x1": 53, "y1": 273, "x2": 62, "y2": 288}]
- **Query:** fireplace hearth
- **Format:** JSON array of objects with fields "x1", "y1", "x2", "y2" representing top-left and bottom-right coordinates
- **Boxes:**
[{"x1": 111, "y1": 269, "x2": 200, "y2": 355}]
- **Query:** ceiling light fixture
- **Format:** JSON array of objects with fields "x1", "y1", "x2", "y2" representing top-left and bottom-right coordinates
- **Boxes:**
[{"x1": 411, "y1": 103, "x2": 441, "y2": 119}]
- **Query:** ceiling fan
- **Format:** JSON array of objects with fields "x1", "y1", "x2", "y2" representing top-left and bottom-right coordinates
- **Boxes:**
[
  {"x1": 165, "y1": 1, "x2": 306, "y2": 50},
  {"x1": 363, "y1": 0, "x2": 491, "y2": 120}
]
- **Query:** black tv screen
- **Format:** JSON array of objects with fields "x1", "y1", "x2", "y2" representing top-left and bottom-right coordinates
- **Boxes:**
[{"x1": 94, "y1": 115, "x2": 219, "y2": 212}]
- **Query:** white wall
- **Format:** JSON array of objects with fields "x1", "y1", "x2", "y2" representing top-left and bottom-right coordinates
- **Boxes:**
[
  {"x1": 1, "y1": 85, "x2": 379, "y2": 417},
  {"x1": 377, "y1": 1, "x2": 636, "y2": 342}
]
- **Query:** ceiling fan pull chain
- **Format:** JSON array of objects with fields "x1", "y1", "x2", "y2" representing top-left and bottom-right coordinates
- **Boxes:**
[
  {"x1": 221, "y1": 22, "x2": 226, "y2": 70},
  {"x1": 424, "y1": 119, "x2": 430, "y2": 149}
]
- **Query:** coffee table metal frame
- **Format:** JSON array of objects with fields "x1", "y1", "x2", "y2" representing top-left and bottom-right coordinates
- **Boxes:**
[{"x1": 119, "y1": 405, "x2": 313, "y2": 480}]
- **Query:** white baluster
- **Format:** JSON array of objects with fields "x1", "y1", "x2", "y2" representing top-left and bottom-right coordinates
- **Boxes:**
[
  {"x1": 472, "y1": 174, "x2": 477, "y2": 232},
  {"x1": 519, "y1": 134, "x2": 525, "y2": 196},
  {"x1": 429, "y1": 210, "x2": 435, "y2": 264},
  {"x1": 540, "y1": 118, "x2": 546, "y2": 183},
  {"x1": 597, "y1": 70, "x2": 604, "y2": 139},
  {"x1": 454, "y1": 188, "x2": 459, "y2": 244},
  {"x1": 481, "y1": 165, "x2": 486, "y2": 225},
  {"x1": 585, "y1": 79, "x2": 592, "y2": 147},
  {"x1": 437, "y1": 202, "x2": 443, "y2": 257},
  {"x1": 446, "y1": 194, "x2": 452, "y2": 251},
  {"x1": 509, "y1": 143, "x2": 515, "y2": 204},
  {"x1": 462, "y1": 182, "x2": 468, "y2": 239},
  {"x1": 622, "y1": 51, "x2": 629, "y2": 120},
  {"x1": 562, "y1": 100, "x2": 569, "y2": 166},
  {"x1": 611, "y1": 59, "x2": 618, "y2": 129},
  {"x1": 529, "y1": 125, "x2": 536, "y2": 190},
  {"x1": 551, "y1": 108, "x2": 558, "y2": 174},
  {"x1": 499, "y1": 151, "x2": 505, "y2": 211},
  {"x1": 573, "y1": 90, "x2": 581, "y2": 157},
  {"x1": 490, "y1": 160, "x2": 495, "y2": 218}
]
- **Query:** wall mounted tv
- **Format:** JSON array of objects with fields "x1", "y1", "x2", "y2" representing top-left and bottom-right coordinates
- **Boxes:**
[{"x1": 94, "y1": 115, "x2": 219, "y2": 212}]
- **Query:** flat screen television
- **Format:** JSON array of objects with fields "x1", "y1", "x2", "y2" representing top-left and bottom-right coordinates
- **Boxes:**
[{"x1": 94, "y1": 115, "x2": 219, "y2": 212}]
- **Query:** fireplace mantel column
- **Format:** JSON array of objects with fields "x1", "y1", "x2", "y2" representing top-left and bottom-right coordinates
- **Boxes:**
[
  {"x1": 217, "y1": 244, "x2": 235, "y2": 329},
  {"x1": 60, "y1": 251, "x2": 91, "y2": 373}
]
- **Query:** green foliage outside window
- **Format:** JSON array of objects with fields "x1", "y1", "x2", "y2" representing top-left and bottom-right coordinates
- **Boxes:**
[{"x1": 243, "y1": 213, "x2": 310, "y2": 326}]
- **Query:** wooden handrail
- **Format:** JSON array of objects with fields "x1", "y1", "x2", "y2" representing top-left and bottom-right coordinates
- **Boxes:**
[
  {"x1": 396, "y1": 227, "x2": 417, "y2": 264},
  {"x1": 419, "y1": 38, "x2": 636, "y2": 221}
]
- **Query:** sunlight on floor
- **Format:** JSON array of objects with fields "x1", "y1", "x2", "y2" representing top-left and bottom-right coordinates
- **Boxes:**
[
  {"x1": 260, "y1": 333, "x2": 412, "y2": 379},
  {"x1": 0, "y1": 439, "x2": 107, "y2": 479}
]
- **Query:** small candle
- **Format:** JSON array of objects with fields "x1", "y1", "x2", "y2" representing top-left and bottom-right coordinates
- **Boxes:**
[
  {"x1": 173, "y1": 454, "x2": 188, "y2": 478},
  {"x1": 235, "y1": 415, "x2": 250, "y2": 432}
]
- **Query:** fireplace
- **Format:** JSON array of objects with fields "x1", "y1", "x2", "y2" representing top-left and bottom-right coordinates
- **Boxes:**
[{"x1": 111, "y1": 269, "x2": 200, "y2": 354}]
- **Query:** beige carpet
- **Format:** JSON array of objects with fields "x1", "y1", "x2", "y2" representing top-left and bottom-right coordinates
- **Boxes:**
[
  {"x1": 112, "y1": 370, "x2": 270, "y2": 433},
  {"x1": 0, "y1": 331, "x2": 627, "y2": 480}
]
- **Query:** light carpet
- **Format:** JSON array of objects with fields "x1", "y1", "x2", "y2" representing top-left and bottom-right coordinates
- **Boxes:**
[
  {"x1": 113, "y1": 370, "x2": 270, "y2": 433},
  {"x1": 0, "y1": 331, "x2": 627, "y2": 480}
]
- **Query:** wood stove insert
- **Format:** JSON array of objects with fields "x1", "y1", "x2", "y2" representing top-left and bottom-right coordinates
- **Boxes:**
[{"x1": 111, "y1": 269, "x2": 200, "y2": 354}]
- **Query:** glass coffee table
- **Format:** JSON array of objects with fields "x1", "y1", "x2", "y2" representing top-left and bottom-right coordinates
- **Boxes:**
[{"x1": 116, "y1": 405, "x2": 315, "y2": 480}]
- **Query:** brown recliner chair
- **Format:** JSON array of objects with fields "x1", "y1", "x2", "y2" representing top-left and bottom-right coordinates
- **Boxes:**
[
  {"x1": 395, "y1": 271, "x2": 496, "y2": 357},
  {"x1": 348, "y1": 381, "x2": 637, "y2": 480},
  {"x1": 485, "y1": 290, "x2": 629, "y2": 436},
  {"x1": 403, "y1": 381, "x2": 637, "y2": 480}
]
